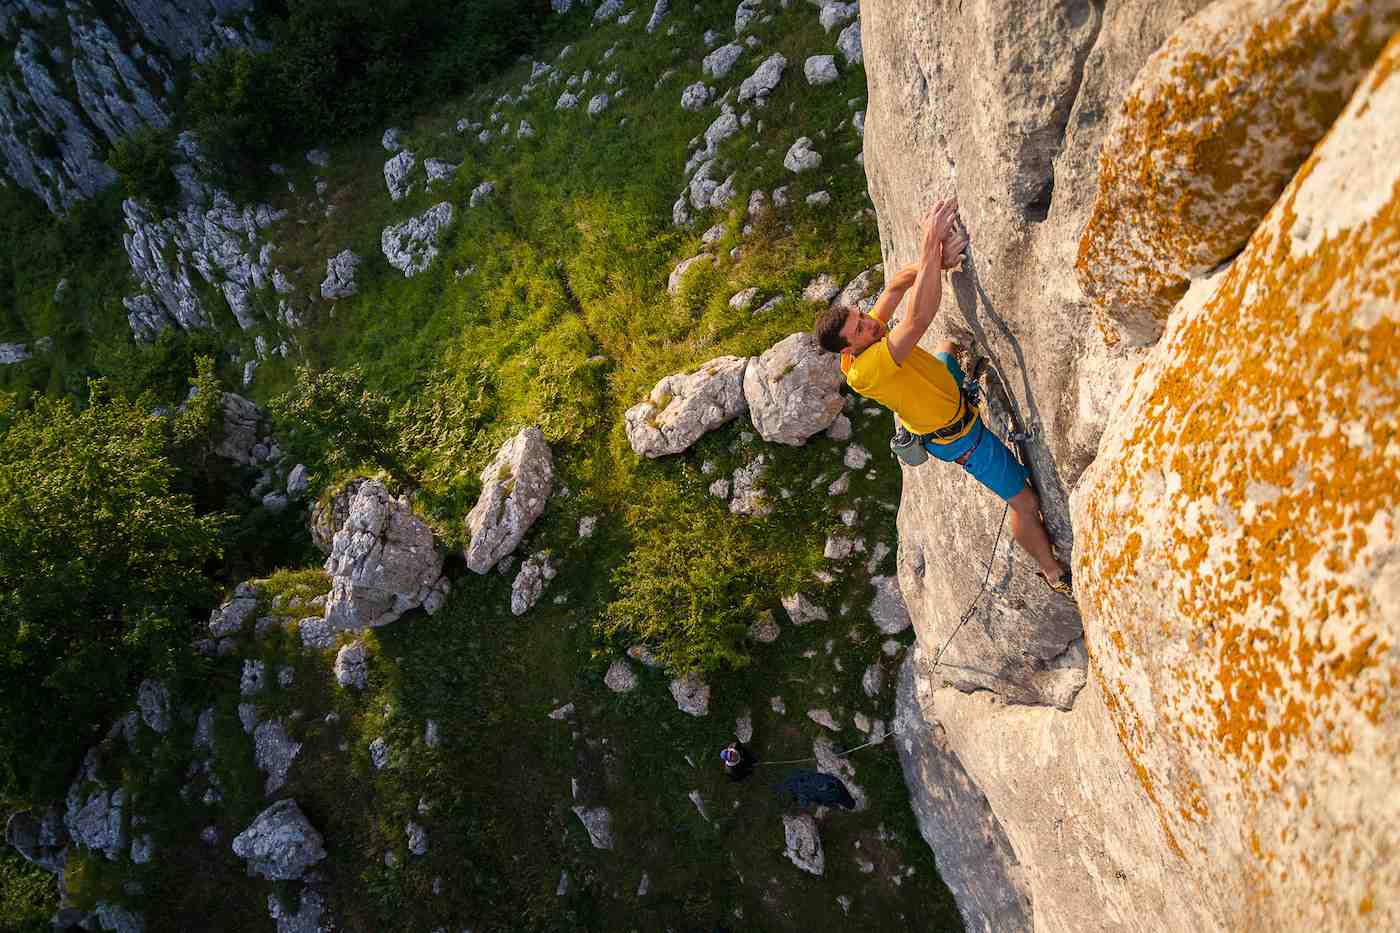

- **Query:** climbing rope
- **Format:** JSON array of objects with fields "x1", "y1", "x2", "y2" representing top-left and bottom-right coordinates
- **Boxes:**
[{"x1": 756, "y1": 351, "x2": 1030, "y2": 768}]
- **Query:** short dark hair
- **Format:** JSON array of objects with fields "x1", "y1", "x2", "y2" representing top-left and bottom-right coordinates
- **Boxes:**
[{"x1": 813, "y1": 305, "x2": 851, "y2": 354}]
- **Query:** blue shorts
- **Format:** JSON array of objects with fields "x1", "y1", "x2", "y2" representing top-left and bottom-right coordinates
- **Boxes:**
[{"x1": 922, "y1": 352, "x2": 1029, "y2": 502}]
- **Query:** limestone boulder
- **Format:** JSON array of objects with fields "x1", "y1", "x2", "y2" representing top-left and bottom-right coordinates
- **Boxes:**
[
  {"x1": 320, "y1": 249, "x2": 361, "y2": 300},
  {"x1": 322, "y1": 481, "x2": 447, "y2": 630},
  {"x1": 681, "y1": 81, "x2": 713, "y2": 111},
  {"x1": 510, "y1": 552, "x2": 557, "y2": 616},
  {"x1": 805, "y1": 55, "x2": 839, "y2": 85},
  {"x1": 670, "y1": 673, "x2": 711, "y2": 716},
  {"x1": 311, "y1": 478, "x2": 368, "y2": 554},
  {"x1": 743, "y1": 333, "x2": 844, "y2": 445},
  {"x1": 136, "y1": 679, "x2": 171, "y2": 734},
  {"x1": 1076, "y1": 0, "x2": 1400, "y2": 343},
  {"x1": 604, "y1": 658, "x2": 638, "y2": 693},
  {"x1": 253, "y1": 720, "x2": 301, "y2": 795},
  {"x1": 381, "y1": 202, "x2": 455, "y2": 277},
  {"x1": 571, "y1": 805, "x2": 614, "y2": 849},
  {"x1": 728, "y1": 456, "x2": 771, "y2": 517},
  {"x1": 781, "y1": 813, "x2": 824, "y2": 875},
  {"x1": 215, "y1": 392, "x2": 262, "y2": 465},
  {"x1": 836, "y1": 20, "x2": 862, "y2": 65},
  {"x1": 737, "y1": 53, "x2": 787, "y2": 103},
  {"x1": 463, "y1": 427, "x2": 554, "y2": 573},
  {"x1": 231, "y1": 800, "x2": 326, "y2": 881},
  {"x1": 334, "y1": 642, "x2": 368, "y2": 690},
  {"x1": 383, "y1": 150, "x2": 417, "y2": 201},
  {"x1": 783, "y1": 137, "x2": 822, "y2": 173},
  {"x1": 667, "y1": 253, "x2": 715, "y2": 294},
  {"x1": 624, "y1": 355, "x2": 749, "y2": 457},
  {"x1": 424, "y1": 157, "x2": 460, "y2": 184},
  {"x1": 209, "y1": 581, "x2": 260, "y2": 637},
  {"x1": 646, "y1": 0, "x2": 671, "y2": 33},
  {"x1": 704, "y1": 43, "x2": 745, "y2": 79}
]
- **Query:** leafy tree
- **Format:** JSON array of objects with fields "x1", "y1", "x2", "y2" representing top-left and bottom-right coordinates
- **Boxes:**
[
  {"x1": 185, "y1": 0, "x2": 549, "y2": 181},
  {"x1": 0, "y1": 384, "x2": 223, "y2": 800}
]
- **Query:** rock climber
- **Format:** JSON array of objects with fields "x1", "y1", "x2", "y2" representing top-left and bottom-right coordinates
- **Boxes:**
[{"x1": 811, "y1": 197, "x2": 1073, "y2": 600}]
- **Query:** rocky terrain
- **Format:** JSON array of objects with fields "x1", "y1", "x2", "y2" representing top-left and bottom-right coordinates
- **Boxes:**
[{"x1": 0, "y1": 0, "x2": 262, "y2": 212}]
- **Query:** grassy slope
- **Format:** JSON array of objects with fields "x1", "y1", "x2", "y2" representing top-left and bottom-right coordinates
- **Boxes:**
[{"x1": 38, "y1": 2, "x2": 965, "y2": 930}]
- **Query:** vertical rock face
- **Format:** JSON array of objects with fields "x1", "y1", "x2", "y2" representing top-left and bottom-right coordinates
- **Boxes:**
[
  {"x1": 0, "y1": 0, "x2": 261, "y2": 213},
  {"x1": 1076, "y1": 0, "x2": 1400, "y2": 342},
  {"x1": 866, "y1": 1, "x2": 1400, "y2": 931},
  {"x1": 1073, "y1": 33, "x2": 1400, "y2": 930},
  {"x1": 893, "y1": 653, "x2": 1030, "y2": 933}
]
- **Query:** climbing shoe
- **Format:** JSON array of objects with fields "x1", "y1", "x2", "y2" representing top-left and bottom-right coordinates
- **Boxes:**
[{"x1": 1045, "y1": 570, "x2": 1076, "y2": 603}]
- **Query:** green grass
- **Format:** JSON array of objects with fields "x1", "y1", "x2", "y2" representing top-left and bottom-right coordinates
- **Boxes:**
[{"x1": 2, "y1": 2, "x2": 964, "y2": 930}]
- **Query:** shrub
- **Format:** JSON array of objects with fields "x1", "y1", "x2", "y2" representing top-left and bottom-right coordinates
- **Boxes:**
[
  {"x1": 0, "y1": 383, "x2": 223, "y2": 801},
  {"x1": 106, "y1": 126, "x2": 179, "y2": 207},
  {"x1": 599, "y1": 483, "x2": 791, "y2": 674},
  {"x1": 185, "y1": 0, "x2": 549, "y2": 178},
  {"x1": 269, "y1": 365, "x2": 409, "y2": 484}
]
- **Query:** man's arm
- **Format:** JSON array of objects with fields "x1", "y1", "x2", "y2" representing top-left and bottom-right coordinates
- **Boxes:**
[
  {"x1": 888, "y1": 199, "x2": 958, "y2": 365},
  {"x1": 868, "y1": 263, "x2": 919, "y2": 324},
  {"x1": 869, "y1": 225, "x2": 968, "y2": 325}
]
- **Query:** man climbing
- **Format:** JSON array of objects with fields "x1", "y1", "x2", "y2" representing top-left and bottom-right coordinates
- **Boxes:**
[{"x1": 811, "y1": 198, "x2": 1073, "y2": 599}]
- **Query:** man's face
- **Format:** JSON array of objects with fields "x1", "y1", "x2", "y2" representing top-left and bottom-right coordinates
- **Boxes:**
[{"x1": 838, "y1": 310, "x2": 885, "y2": 353}]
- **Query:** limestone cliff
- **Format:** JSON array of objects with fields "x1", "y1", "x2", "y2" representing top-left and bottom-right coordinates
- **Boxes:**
[
  {"x1": 0, "y1": 0, "x2": 261, "y2": 212},
  {"x1": 864, "y1": 1, "x2": 1400, "y2": 930}
]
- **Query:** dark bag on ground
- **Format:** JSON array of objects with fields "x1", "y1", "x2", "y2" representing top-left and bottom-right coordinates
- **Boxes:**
[{"x1": 772, "y1": 770, "x2": 856, "y2": 809}]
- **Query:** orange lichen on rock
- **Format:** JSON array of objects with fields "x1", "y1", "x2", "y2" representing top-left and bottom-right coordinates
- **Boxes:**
[
  {"x1": 1073, "y1": 28, "x2": 1400, "y2": 929},
  {"x1": 1075, "y1": 0, "x2": 1400, "y2": 342}
]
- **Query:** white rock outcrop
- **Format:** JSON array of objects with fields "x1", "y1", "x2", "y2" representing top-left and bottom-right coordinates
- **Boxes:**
[
  {"x1": 381, "y1": 203, "x2": 455, "y2": 277},
  {"x1": 320, "y1": 249, "x2": 361, "y2": 300},
  {"x1": 782, "y1": 813, "x2": 824, "y2": 875},
  {"x1": 624, "y1": 355, "x2": 749, "y2": 457},
  {"x1": 383, "y1": 150, "x2": 417, "y2": 201},
  {"x1": 231, "y1": 800, "x2": 326, "y2": 881},
  {"x1": 463, "y1": 427, "x2": 554, "y2": 573},
  {"x1": 323, "y1": 481, "x2": 448, "y2": 630},
  {"x1": 743, "y1": 333, "x2": 844, "y2": 445},
  {"x1": 736, "y1": 53, "x2": 787, "y2": 103}
]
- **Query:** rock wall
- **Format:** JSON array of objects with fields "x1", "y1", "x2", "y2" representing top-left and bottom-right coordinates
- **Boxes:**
[
  {"x1": 863, "y1": 1, "x2": 1400, "y2": 930},
  {"x1": 0, "y1": 0, "x2": 260, "y2": 213}
]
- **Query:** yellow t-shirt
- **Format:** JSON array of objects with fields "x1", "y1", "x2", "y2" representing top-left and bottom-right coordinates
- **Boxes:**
[{"x1": 842, "y1": 339, "x2": 974, "y2": 439}]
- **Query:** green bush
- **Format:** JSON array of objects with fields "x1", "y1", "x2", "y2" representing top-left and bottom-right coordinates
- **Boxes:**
[
  {"x1": 0, "y1": 383, "x2": 223, "y2": 801},
  {"x1": 269, "y1": 365, "x2": 408, "y2": 484},
  {"x1": 600, "y1": 484, "x2": 790, "y2": 674},
  {"x1": 106, "y1": 126, "x2": 179, "y2": 207},
  {"x1": 0, "y1": 847, "x2": 55, "y2": 933}
]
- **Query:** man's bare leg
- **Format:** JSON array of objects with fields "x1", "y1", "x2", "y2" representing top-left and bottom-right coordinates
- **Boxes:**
[{"x1": 1007, "y1": 486, "x2": 1065, "y2": 581}]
